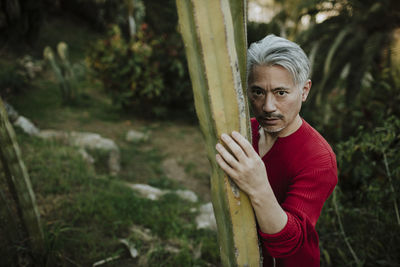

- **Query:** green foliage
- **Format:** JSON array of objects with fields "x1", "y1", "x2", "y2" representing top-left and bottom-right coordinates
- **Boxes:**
[
  {"x1": 260, "y1": 1, "x2": 400, "y2": 266},
  {"x1": 87, "y1": 24, "x2": 193, "y2": 116},
  {"x1": 16, "y1": 132, "x2": 220, "y2": 266},
  {"x1": 337, "y1": 116, "x2": 400, "y2": 211},
  {"x1": 0, "y1": 62, "x2": 28, "y2": 98},
  {"x1": 296, "y1": 0, "x2": 400, "y2": 142},
  {"x1": 43, "y1": 42, "x2": 80, "y2": 104},
  {"x1": 86, "y1": 24, "x2": 163, "y2": 110},
  {"x1": 318, "y1": 116, "x2": 400, "y2": 266}
]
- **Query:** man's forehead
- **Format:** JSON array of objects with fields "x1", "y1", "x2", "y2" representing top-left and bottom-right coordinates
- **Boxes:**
[{"x1": 248, "y1": 65, "x2": 295, "y2": 86}]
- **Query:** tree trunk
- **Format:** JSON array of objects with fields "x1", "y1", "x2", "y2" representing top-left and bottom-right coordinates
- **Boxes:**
[
  {"x1": 0, "y1": 97, "x2": 44, "y2": 258},
  {"x1": 175, "y1": 0, "x2": 260, "y2": 266}
]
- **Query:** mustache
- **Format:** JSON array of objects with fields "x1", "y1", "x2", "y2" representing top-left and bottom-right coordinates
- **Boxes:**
[{"x1": 259, "y1": 113, "x2": 284, "y2": 120}]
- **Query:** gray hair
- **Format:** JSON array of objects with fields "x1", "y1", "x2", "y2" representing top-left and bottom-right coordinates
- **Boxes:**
[{"x1": 247, "y1": 34, "x2": 310, "y2": 89}]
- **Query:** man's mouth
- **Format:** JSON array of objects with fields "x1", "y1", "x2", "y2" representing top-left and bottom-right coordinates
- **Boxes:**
[{"x1": 260, "y1": 114, "x2": 283, "y2": 121}]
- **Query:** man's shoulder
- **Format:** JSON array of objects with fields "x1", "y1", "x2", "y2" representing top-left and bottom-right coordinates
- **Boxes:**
[
  {"x1": 301, "y1": 120, "x2": 334, "y2": 154},
  {"x1": 296, "y1": 120, "x2": 337, "y2": 170}
]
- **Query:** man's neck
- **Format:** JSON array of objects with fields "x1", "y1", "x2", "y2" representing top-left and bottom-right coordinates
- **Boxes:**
[
  {"x1": 258, "y1": 129, "x2": 277, "y2": 158},
  {"x1": 258, "y1": 115, "x2": 303, "y2": 158},
  {"x1": 277, "y1": 115, "x2": 303, "y2": 138}
]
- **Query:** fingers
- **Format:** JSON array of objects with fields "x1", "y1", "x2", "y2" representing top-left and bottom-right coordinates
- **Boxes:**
[
  {"x1": 220, "y1": 133, "x2": 247, "y2": 161},
  {"x1": 215, "y1": 153, "x2": 237, "y2": 179},
  {"x1": 231, "y1": 131, "x2": 258, "y2": 158},
  {"x1": 215, "y1": 143, "x2": 240, "y2": 169}
]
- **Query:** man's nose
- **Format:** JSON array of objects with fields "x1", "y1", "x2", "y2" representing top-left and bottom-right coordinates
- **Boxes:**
[{"x1": 263, "y1": 94, "x2": 276, "y2": 113}]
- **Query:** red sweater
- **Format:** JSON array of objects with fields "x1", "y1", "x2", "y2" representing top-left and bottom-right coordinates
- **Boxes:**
[{"x1": 251, "y1": 118, "x2": 337, "y2": 267}]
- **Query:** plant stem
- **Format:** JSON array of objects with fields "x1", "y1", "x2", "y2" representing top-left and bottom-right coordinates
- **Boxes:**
[
  {"x1": 332, "y1": 189, "x2": 361, "y2": 266},
  {"x1": 382, "y1": 151, "x2": 400, "y2": 225}
]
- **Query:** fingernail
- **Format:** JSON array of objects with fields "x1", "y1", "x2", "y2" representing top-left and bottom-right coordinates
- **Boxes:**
[
  {"x1": 221, "y1": 133, "x2": 228, "y2": 139},
  {"x1": 232, "y1": 131, "x2": 239, "y2": 137}
]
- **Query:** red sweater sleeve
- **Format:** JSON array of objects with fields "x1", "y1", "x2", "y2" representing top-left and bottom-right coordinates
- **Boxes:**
[{"x1": 258, "y1": 167, "x2": 337, "y2": 263}]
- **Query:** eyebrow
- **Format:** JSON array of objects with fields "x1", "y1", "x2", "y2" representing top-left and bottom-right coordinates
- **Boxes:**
[
  {"x1": 272, "y1": 87, "x2": 291, "y2": 91},
  {"x1": 250, "y1": 85, "x2": 264, "y2": 90},
  {"x1": 249, "y1": 85, "x2": 292, "y2": 91}
]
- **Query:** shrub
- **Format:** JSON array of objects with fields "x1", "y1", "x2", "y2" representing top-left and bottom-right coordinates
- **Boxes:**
[
  {"x1": 87, "y1": 24, "x2": 163, "y2": 110},
  {"x1": 0, "y1": 62, "x2": 28, "y2": 99},
  {"x1": 318, "y1": 115, "x2": 400, "y2": 266},
  {"x1": 86, "y1": 24, "x2": 193, "y2": 117}
]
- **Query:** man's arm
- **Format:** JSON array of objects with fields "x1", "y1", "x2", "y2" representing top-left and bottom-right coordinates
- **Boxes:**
[
  {"x1": 215, "y1": 131, "x2": 288, "y2": 234},
  {"x1": 216, "y1": 130, "x2": 337, "y2": 259}
]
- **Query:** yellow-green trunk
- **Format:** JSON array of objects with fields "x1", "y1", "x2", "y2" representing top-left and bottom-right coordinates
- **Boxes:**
[
  {"x1": 176, "y1": 0, "x2": 260, "y2": 266},
  {"x1": 0, "y1": 98, "x2": 44, "y2": 256}
]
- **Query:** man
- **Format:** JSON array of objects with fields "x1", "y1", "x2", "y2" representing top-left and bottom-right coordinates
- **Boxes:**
[{"x1": 215, "y1": 35, "x2": 337, "y2": 266}]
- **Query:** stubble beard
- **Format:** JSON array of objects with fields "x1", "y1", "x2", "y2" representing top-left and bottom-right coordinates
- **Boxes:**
[
  {"x1": 258, "y1": 113, "x2": 285, "y2": 135},
  {"x1": 262, "y1": 125, "x2": 285, "y2": 135}
]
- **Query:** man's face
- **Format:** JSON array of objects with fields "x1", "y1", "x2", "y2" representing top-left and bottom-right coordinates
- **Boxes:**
[{"x1": 248, "y1": 64, "x2": 310, "y2": 137}]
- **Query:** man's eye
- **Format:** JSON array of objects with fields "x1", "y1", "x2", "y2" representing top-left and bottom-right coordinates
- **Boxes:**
[
  {"x1": 253, "y1": 90, "x2": 263, "y2": 96},
  {"x1": 277, "y1": 91, "x2": 287, "y2": 96}
]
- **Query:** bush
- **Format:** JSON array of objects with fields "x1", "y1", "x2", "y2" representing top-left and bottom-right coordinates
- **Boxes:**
[
  {"x1": 318, "y1": 115, "x2": 400, "y2": 266},
  {"x1": 0, "y1": 62, "x2": 28, "y2": 99},
  {"x1": 87, "y1": 24, "x2": 163, "y2": 109},
  {"x1": 86, "y1": 24, "x2": 193, "y2": 117}
]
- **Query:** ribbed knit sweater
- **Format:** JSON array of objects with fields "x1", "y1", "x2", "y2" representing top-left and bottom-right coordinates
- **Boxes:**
[{"x1": 251, "y1": 118, "x2": 337, "y2": 267}]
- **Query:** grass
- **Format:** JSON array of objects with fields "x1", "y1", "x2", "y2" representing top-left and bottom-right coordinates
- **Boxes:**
[
  {"x1": 15, "y1": 128, "x2": 219, "y2": 266},
  {"x1": 1, "y1": 13, "x2": 218, "y2": 267}
]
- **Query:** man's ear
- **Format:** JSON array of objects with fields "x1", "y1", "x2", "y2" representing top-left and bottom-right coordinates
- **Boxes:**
[{"x1": 301, "y1": 79, "x2": 312, "y2": 102}]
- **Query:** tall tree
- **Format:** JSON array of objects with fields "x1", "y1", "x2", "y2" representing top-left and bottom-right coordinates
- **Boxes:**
[
  {"x1": 0, "y1": 97, "x2": 44, "y2": 261},
  {"x1": 176, "y1": 0, "x2": 260, "y2": 265}
]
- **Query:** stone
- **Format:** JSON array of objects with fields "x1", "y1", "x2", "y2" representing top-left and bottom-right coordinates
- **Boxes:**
[
  {"x1": 38, "y1": 130, "x2": 120, "y2": 175},
  {"x1": 119, "y1": 238, "x2": 138, "y2": 258},
  {"x1": 195, "y1": 202, "x2": 217, "y2": 231},
  {"x1": 69, "y1": 131, "x2": 118, "y2": 151},
  {"x1": 13, "y1": 116, "x2": 40, "y2": 136},
  {"x1": 78, "y1": 148, "x2": 95, "y2": 165},
  {"x1": 4, "y1": 102, "x2": 19, "y2": 122},
  {"x1": 175, "y1": 189, "x2": 198, "y2": 203},
  {"x1": 126, "y1": 183, "x2": 164, "y2": 200},
  {"x1": 126, "y1": 129, "x2": 149, "y2": 142}
]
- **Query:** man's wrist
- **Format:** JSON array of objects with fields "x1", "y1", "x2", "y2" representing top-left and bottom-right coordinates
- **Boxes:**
[{"x1": 248, "y1": 185, "x2": 273, "y2": 207}]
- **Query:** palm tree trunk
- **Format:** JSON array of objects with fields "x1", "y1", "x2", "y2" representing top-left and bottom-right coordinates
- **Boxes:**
[
  {"x1": 176, "y1": 0, "x2": 260, "y2": 266},
  {"x1": 0, "y1": 97, "x2": 44, "y2": 257}
]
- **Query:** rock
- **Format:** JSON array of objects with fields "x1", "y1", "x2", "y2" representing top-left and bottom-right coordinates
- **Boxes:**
[
  {"x1": 38, "y1": 130, "x2": 120, "y2": 175},
  {"x1": 69, "y1": 132, "x2": 120, "y2": 176},
  {"x1": 4, "y1": 102, "x2": 19, "y2": 122},
  {"x1": 78, "y1": 148, "x2": 95, "y2": 165},
  {"x1": 175, "y1": 189, "x2": 198, "y2": 203},
  {"x1": 125, "y1": 183, "x2": 198, "y2": 203},
  {"x1": 119, "y1": 238, "x2": 138, "y2": 258},
  {"x1": 195, "y1": 202, "x2": 217, "y2": 231},
  {"x1": 126, "y1": 183, "x2": 164, "y2": 200},
  {"x1": 69, "y1": 131, "x2": 118, "y2": 151},
  {"x1": 13, "y1": 116, "x2": 40, "y2": 136},
  {"x1": 126, "y1": 129, "x2": 149, "y2": 142}
]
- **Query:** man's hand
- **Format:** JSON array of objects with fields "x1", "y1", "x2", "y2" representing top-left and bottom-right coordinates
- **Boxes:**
[
  {"x1": 215, "y1": 131, "x2": 288, "y2": 234},
  {"x1": 215, "y1": 131, "x2": 268, "y2": 198}
]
